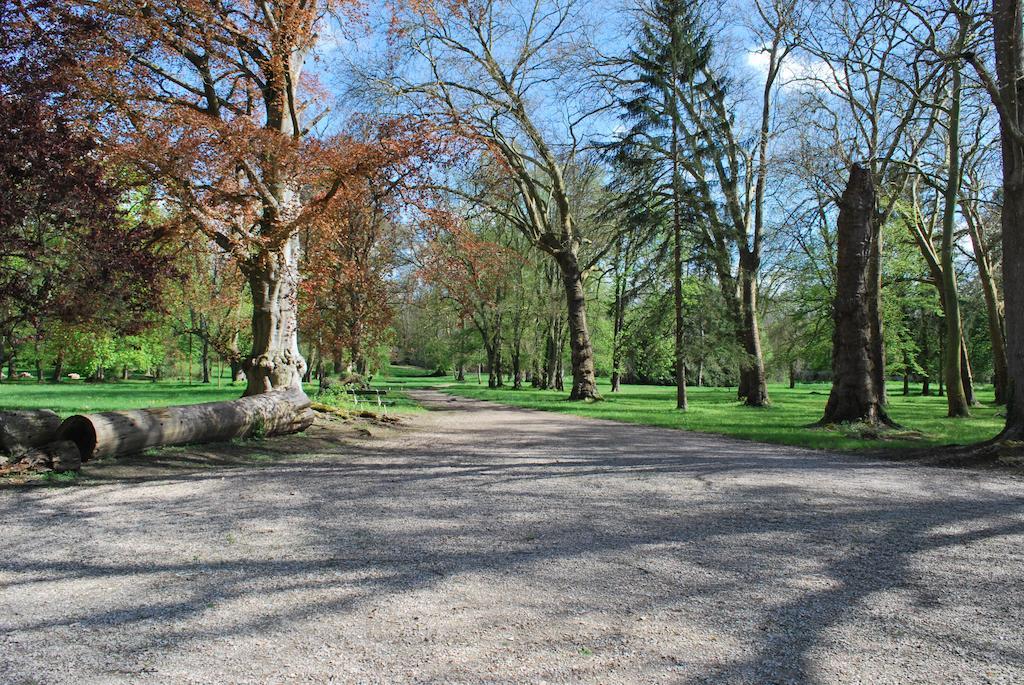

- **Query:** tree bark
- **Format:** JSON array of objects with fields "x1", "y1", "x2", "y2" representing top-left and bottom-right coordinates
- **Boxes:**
[
  {"x1": 960, "y1": 338, "x2": 978, "y2": 407},
  {"x1": 867, "y1": 215, "x2": 887, "y2": 407},
  {"x1": 991, "y1": 0, "x2": 1024, "y2": 439},
  {"x1": 511, "y1": 350, "x2": 523, "y2": 390},
  {"x1": 739, "y1": 253, "x2": 769, "y2": 407},
  {"x1": 52, "y1": 353, "x2": 63, "y2": 384},
  {"x1": 241, "y1": 234, "x2": 306, "y2": 396},
  {"x1": 557, "y1": 253, "x2": 599, "y2": 400},
  {"x1": 820, "y1": 165, "x2": 895, "y2": 427},
  {"x1": 57, "y1": 388, "x2": 313, "y2": 462}
]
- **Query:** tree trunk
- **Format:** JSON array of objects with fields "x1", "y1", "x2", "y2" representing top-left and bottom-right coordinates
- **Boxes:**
[
  {"x1": 493, "y1": 323, "x2": 503, "y2": 388},
  {"x1": 920, "y1": 310, "x2": 931, "y2": 395},
  {"x1": 960, "y1": 335, "x2": 979, "y2": 407},
  {"x1": 557, "y1": 253, "x2": 599, "y2": 400},
  {"x1": 739, "y1": 253, "x2": 769, "y2": 407},
  {"x1": 903, "y1": 351, "x2": 911, "y2": 396},
  {"x1": 57, "y1": 388, "x2": 313, "y2": 462},
  {"x1": 456, "y1": 364, "x2": 466, "y2": 382},
  {"x1": 867, "y1": 214, "x2": 887, "y2": 407},
  {"x1": 941, "y1": 64, "x2": 970, "y2": 418},
  {"x1": 971, "y1": 220, "x2": 1009, "y2": 404},
  {"x1": 52, "y1": 353, "x2": 64, "y2": 384},
  {"x1": 611, "y1": 268, "x2": 626, "y2": 394},
  {"x1": 670, "y1": 80, "x2": 688, "y2": 412},
  {"x1": 487, "y1": 346, "x2": 498, "y2": 389},
  {"x1": 512, "y1": 351, "x2": 523, "y2": 390},
  {"x1": 543, "y1": 317, "x2": 559, "y2": 390},
  {"x1": 0, "y1": 410, "x2": 61, "y2": 457},
  {"x1": 201, "y1": 317, "x2": 211, "y2": 384},
  {"x1": 241, "y1": 235, "x2": 306, "y2": 396},
  {"x1": 789, "y1": 360, "x2": 796, "y2": 390},
  {"x1": 936, "y1": 316, "x2": 946, "y2": 397},
  {"x1": 992, "y1": 0, "x2": 1024, "y2": 439},
  {"x1": 820, "y1": 165, "x2": 895, "y2": 427}
]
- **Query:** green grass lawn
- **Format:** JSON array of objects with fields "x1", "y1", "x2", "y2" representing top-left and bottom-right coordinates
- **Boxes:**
[
  {"x1": 0, "y1": 366, "x2": 1005, "y2": 451},
  {"x1": 0, "y1": 378, "x2": 258, "y2": 417},
  {"x1": 379, "y1": 366, "x2": 1005, "y2": 452},
  {"x1": 0, "y1": 372, "x2": 421, "y2": 418}
]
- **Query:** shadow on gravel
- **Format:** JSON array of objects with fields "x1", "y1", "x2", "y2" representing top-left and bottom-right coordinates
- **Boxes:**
[{"x1": 2, "y1": 395, "x2": 1023, "y2": 683}]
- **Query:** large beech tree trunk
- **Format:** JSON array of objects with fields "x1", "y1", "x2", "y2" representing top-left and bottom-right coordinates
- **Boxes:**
[
  {"x1": 57, "y1": 388, "x2": 313, "y2": 462},
  {"x1": 820, "y1": 165, "x2": 895, "y2": 427},
  {"x1": 241, "y1": 234, "x2": 306, "y2": 397},
  {"x1": 992, "y1": 0, "x2": 1024, "y2": 439},
  {"x1": 555, "y1": 252, "x2": 599, "y2": 400}
]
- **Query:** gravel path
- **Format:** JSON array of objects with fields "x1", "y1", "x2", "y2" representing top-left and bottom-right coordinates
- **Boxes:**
[{"x1": 2, "y1": 389, "x2": 1024, "y2": 684}]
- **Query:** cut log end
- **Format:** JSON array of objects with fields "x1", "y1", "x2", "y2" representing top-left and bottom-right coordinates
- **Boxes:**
[{"x1": 57, "y1": 388, "x2": 314, "y2": 462}]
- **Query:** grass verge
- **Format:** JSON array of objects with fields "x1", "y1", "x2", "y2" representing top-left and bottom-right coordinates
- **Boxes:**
[{"x1": 381, "y1": 366, "x2": 1004, "y2": 452}]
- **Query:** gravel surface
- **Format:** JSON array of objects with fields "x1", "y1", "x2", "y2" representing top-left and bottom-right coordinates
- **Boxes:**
[{"x1": 2, "y1": 389, "x2": 1024, "y2": 684}]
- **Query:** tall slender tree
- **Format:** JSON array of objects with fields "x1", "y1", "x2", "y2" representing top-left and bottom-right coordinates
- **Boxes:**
[{"x1": 610, "y1": 0, "x2": 712, "y2": 410}]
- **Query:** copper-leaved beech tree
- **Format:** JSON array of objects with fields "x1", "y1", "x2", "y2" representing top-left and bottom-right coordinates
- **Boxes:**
[{"x1": 71, "y1": 0, "x2": 361, "y2": 395}]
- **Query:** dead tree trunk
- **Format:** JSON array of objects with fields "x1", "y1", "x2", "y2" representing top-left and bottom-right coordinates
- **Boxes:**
[
  {"x1": 0, "y1": 410, "x2": 61, "y2": 457},
  {"x1": 57, "y1": 388, "x2": 314, "y2": 462},
  {"x1": 820, "y1": 165, "x2": 895, "y2": 427}
]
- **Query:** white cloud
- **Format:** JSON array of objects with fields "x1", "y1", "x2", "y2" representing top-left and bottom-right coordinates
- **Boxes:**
[{"x1": 745, "y1": 49, "x2": 838, "y2": 93}]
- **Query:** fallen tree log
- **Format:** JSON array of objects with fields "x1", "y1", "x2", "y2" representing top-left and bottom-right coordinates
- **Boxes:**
[
  {"x1": 0, "y1": 410, "x2": 61, "y2": 456},
  {"x1": 57, "y1": 388, "x2": 314, "y2": 462}
]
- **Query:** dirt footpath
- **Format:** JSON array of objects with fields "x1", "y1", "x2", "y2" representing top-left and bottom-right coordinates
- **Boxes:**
[{"x1": 2, "y1": 389, "x2": 1023, "y2": 684}]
